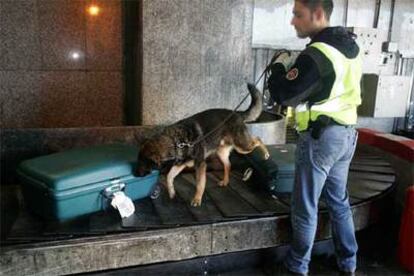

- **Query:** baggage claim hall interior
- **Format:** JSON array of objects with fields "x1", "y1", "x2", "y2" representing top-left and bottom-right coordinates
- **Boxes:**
[{"x1": 1, "y1": 1, "x2": 413, "y2": 275}]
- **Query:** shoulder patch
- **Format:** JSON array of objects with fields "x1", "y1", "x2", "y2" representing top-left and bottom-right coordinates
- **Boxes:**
[{"x1": 286, "y1": 68, "x2": 299, "y2": 80}]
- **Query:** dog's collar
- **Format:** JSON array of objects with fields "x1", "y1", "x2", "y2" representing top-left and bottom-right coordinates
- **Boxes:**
[{"x1": 173, "y1": 141, "x2": 194, "y2": 164}]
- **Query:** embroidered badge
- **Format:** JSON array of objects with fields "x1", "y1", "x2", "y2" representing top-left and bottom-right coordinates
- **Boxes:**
[{"x1": 286, "y1": 68, "x2": 299, "y2": 80}]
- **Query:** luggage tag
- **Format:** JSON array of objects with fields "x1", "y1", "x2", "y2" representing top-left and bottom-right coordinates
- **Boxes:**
[{"x1": 103, "y1": 180, "x2": 135, "y2": 218}]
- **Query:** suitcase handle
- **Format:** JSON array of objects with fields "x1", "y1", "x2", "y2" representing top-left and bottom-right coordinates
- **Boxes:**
[{"x1": 103, "y1": 179, "x2": 126, "y2": 199}]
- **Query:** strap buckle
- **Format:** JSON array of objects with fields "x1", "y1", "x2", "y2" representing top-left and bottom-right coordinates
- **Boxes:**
[{"x1": 176, "y1": 142, "x2": 194, "y2": 149}]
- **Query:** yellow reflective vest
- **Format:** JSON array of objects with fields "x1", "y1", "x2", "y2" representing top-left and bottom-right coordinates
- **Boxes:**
[{"x1": 295, "y1": 42, "x2": 362, "y2": 132}]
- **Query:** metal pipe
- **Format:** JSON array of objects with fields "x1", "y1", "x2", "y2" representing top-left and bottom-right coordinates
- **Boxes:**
[
  {"x1": 252, "y1": 48, "x2": 258, "y2": 83},
  {"x1": 405, "y1": 59, "x2": 414, "y2": 130},
  {"x1": 388, "y1": 0, "x2": 396, "y2": 41},
  {"x1": 373, "y1": 0, "x2": 381, "y2": 28},
  {"x1": 397, "y1": 56, "x2": 404, "y2": 76},
  {"x1": 343, "y1": 0, "x2": 349, "y2": 26}
]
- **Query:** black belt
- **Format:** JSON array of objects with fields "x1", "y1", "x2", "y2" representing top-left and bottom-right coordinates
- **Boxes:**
[{"x1": 306, "y1": 116, "x2": 352, "y2": 139}]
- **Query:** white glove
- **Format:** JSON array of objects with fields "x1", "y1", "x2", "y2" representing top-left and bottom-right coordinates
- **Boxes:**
[{"x1": 273, "y1": 52, "x2": 294, "y2": 71}]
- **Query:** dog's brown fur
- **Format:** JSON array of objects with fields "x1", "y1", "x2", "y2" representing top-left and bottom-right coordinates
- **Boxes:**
[{"x1": 135, "y1": 83, "x2": 269, "y2": 206}]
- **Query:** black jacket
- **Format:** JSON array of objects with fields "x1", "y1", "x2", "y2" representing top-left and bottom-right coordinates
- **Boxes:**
[{"x1": 268, "y1": 26, "x2": 360, "y2": 107}]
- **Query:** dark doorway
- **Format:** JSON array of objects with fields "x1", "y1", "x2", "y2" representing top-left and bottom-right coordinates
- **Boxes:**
[{"x1": 123, "y1": 0, "x2": 142, "y2": 125}]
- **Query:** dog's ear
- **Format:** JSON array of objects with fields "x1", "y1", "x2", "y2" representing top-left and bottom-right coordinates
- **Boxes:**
[
  {"x1": 139, "y1": 138, "x2": 149, "y2": 148},
  {"x1": 134, "y1": 131, "x2": 150, "y2": 146}
]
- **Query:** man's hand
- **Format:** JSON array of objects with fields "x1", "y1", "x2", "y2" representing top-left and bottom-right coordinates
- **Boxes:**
[
  {"x1": 265, "y1": 49, "x2": 295, "y2": 105},
  {"x1": 270, "y1": 49, "x2": 291, "y2": 63},
  {"x1": 270, "y1": 50, "x2": 293, "y2": 71}
]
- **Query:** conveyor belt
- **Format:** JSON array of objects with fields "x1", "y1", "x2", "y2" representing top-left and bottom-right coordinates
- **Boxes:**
[
  {"x1": 0, "y1": 146, "x2": 397, "y2": 275},
  {"x1": 2, "y1": 146, "x2": 395, "y2": 244}
]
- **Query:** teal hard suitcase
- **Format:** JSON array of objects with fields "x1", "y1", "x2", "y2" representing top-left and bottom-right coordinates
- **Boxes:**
[
  {"x1": 241, "y1": 144, "x2": 296, "y2": 194},
  {"x1": 17, "y1": 144, "x2": 159, "y2": 221}
]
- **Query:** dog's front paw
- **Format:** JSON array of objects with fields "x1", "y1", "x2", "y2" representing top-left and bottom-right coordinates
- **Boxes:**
[
  {"x1": 191, "y1": 197, "x2": 202, "y2": 207},
  {"x1": 264, "y1": 152, "x2": 270, "y2": 160},
  {"x1": 218, "y1": 179, "x2": 229, "y2": 187}
]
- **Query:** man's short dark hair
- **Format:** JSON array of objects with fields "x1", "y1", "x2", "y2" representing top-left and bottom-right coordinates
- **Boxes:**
[{"x1": 296, "y1": 0, "x2": 334, "y2": 20}]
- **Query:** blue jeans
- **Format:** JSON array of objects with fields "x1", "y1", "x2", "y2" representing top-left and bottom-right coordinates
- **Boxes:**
[{"x1": 285, "y1": 125, "x2": 359, "y2": 274}]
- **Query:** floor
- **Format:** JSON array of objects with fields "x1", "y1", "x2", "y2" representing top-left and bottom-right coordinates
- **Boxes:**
[{"x1": 225, "y1": 221, "x2": 410, "y2": 276}]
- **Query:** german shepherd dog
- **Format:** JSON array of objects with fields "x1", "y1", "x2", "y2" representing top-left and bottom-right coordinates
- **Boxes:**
[{"x1": 135, "y1": 83, "x2": 269, "y2": 206}]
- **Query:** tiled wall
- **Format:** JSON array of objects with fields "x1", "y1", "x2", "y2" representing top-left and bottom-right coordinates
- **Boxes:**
[
  {"x1": 142, "y1": 0, "x2": 254, "y2": 125},
  {"x1": 1, "y1": 0, "x2": 256, "y2": 128},
  {"x1": 0, "y1": 0, "x2": 123, "y2": 128}
]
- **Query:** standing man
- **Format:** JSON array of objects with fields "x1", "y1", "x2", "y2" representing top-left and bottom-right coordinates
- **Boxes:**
[{"x1": 267, "y1": 0, "x2": 361, "y2": 275}]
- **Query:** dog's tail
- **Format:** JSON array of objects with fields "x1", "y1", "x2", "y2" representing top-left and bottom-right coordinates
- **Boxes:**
[{"x1": 239, "y1": 83, "x2": 263, "y2": 122}]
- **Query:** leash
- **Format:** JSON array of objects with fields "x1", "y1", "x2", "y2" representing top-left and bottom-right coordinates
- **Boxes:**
[
  {"x1": 177, "y1": 64, "x2": 272, "y2": 150},
  {"x1": 175, "y1": 49, "x2": 293, "y2": 150}
]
